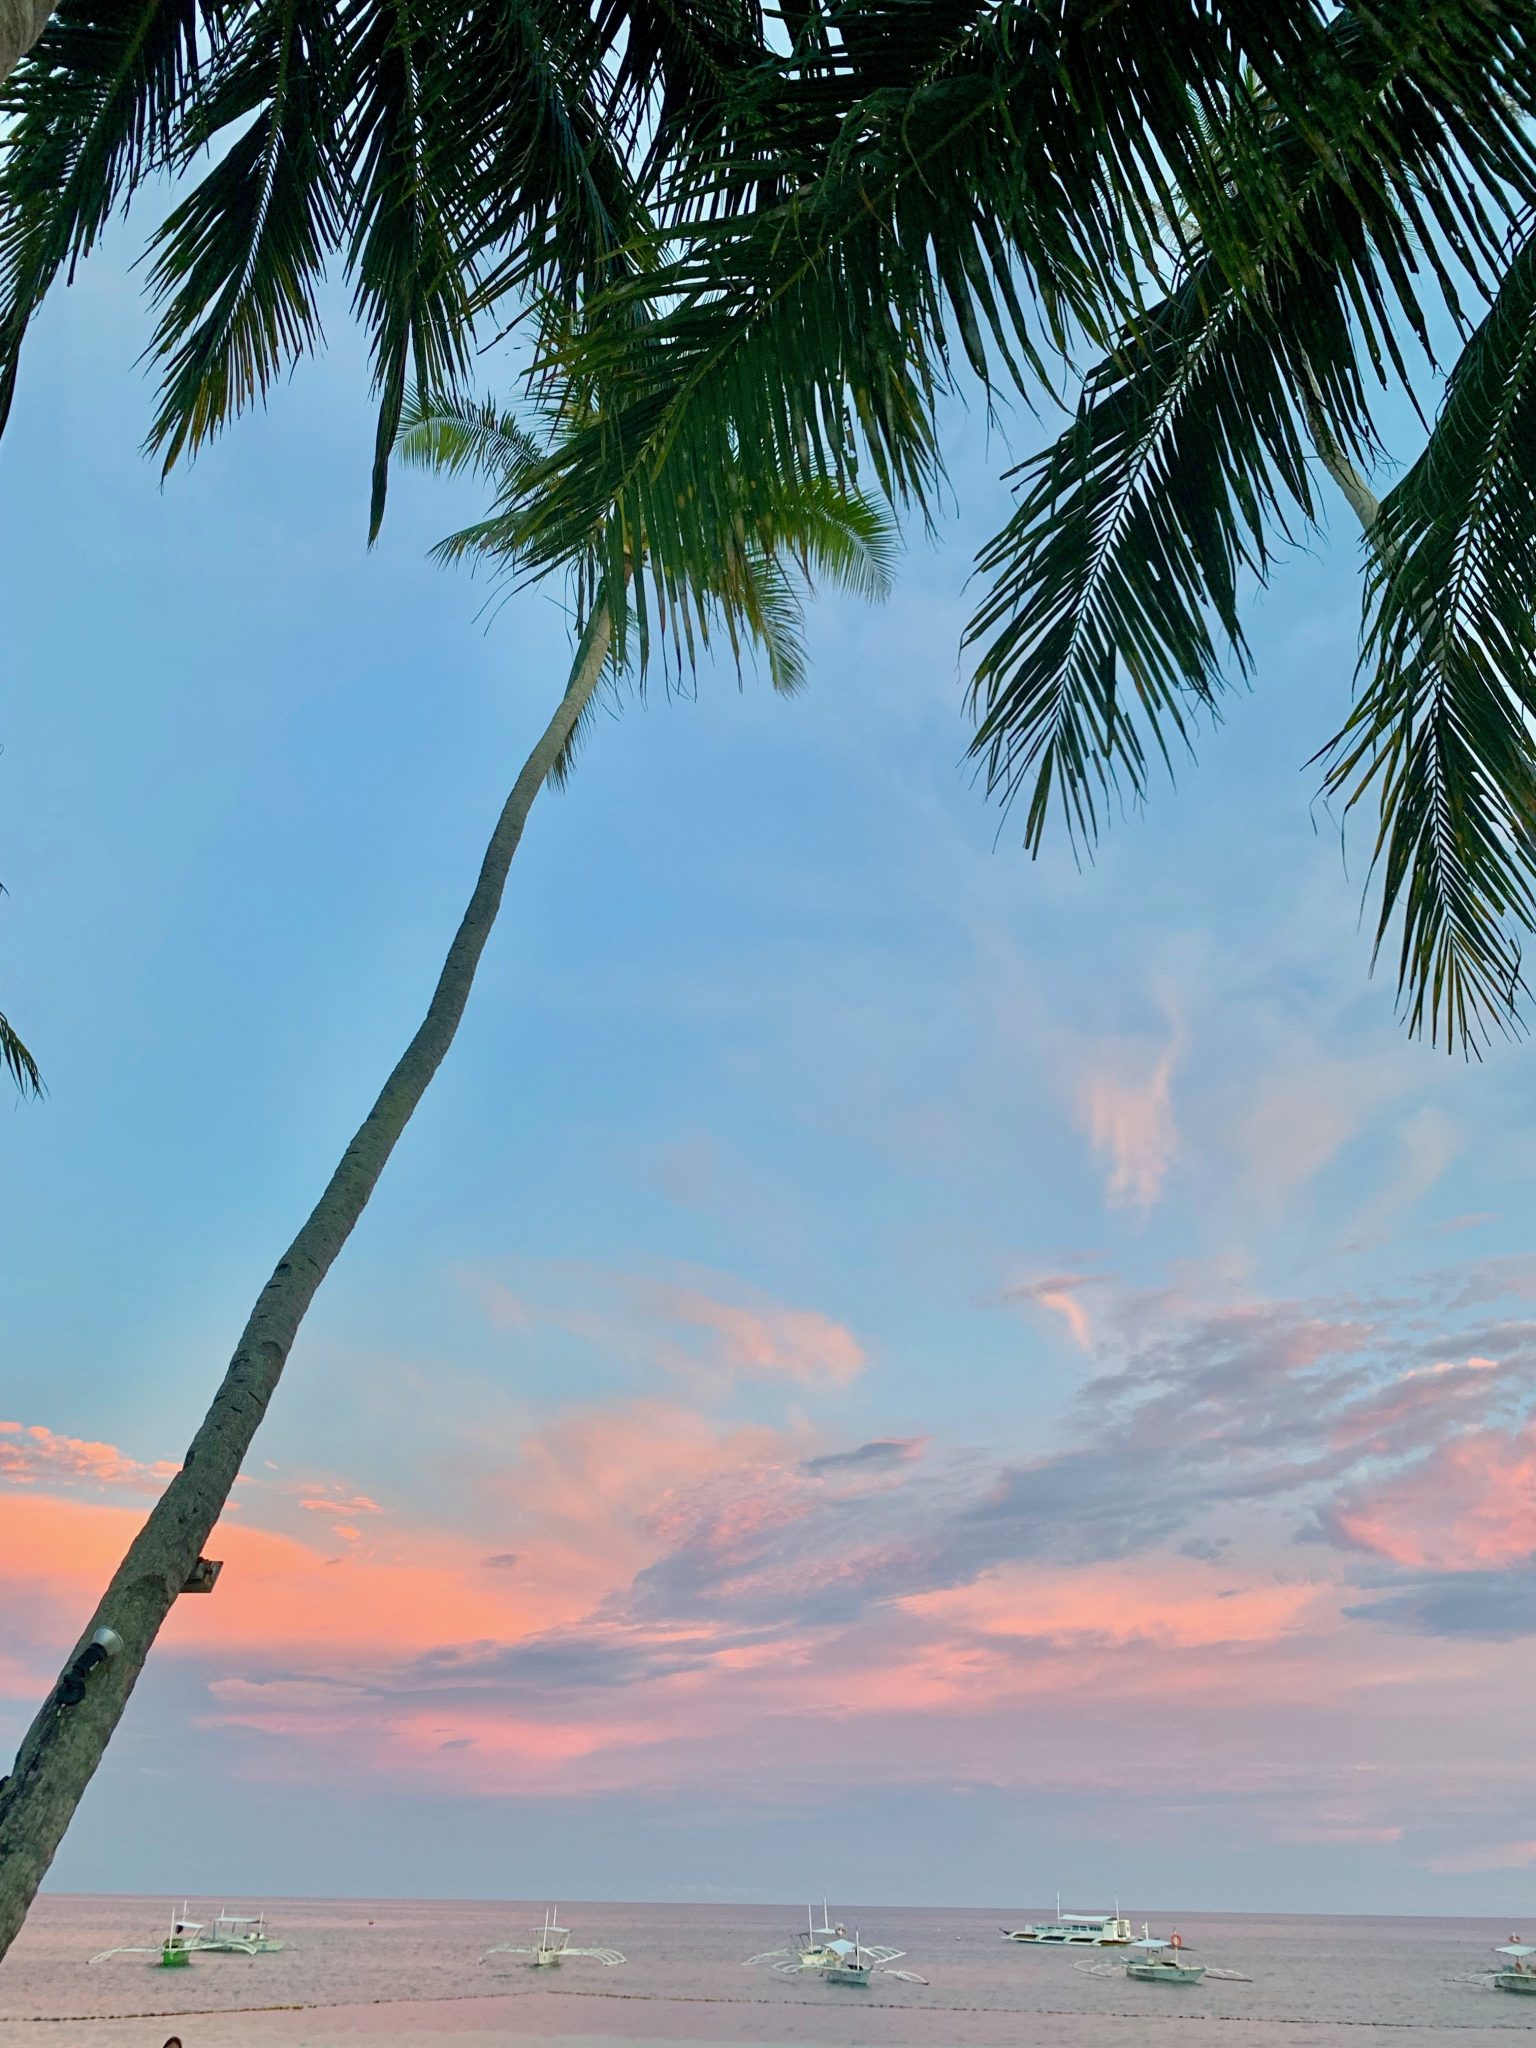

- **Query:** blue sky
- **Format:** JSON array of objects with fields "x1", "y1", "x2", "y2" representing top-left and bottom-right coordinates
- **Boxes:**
[{"x1": 5, "y1": 223, "x2": 1536, "y2": 1916}]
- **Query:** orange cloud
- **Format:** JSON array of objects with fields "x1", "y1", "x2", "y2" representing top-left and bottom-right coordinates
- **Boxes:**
[
  {"x1": 0, "y1": 1420, "x2": 177, "y2": 1492},
  {"x1": 0, "y1": 1490, "x2": 561, "y2": 1661},
  {"x1": 493, "y1": 1398, "x2": 811, "y2": 1600},
  {"x1": 904, "y1": 1560, "x2": 1319, "y2": 1652}
]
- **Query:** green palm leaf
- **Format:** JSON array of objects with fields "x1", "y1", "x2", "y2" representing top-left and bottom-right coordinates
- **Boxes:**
[
  {"x1": 518, "y1": 0, "x2": 1536, "y2": 683},
  {"x1": 956, "y1": 9, "x2": 1536, "y2": 1042},
  {"x1": 0, "y1": 0, "x2": 216, "y2": 433},
  {"x1": 398, "y1": 382, "x2": 896, "y2": 769},
  {"x1": 0, "y1": 1009, "x2": 41, "y2": 1097},
  {"x1": 1323, "y1": 222, "x2": 1536, "y2": 1049},
  {"x1": 142, "y1": 0, "x2": 343, "y2": 472}
]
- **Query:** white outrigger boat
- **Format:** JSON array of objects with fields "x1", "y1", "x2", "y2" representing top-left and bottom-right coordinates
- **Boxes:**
[
  {"x1": 483, "y1": 1907, "x2": 624, "y2": 1969},
  {"x1": 1123, "y1": 1928, "x2": 1206, "y2": 1984},
  {"x1": 200, "y1": 1911, "x2": 286, "y2": 1955},
  {"x1": 1002, "y1": 1896, "x2": 1132, "y2": 1945},
  {"x1": 1493, "y1": 1939, "x2": 1536, "y2": 1993},
  {"x1": 91, "y1": 1904, "x2": 286, "y2": 1968},
  {"x1": 746, "y1": 1904, "x2": 927, "y2": 1986},
  {"x1": 1078, "y1": 1925, "x2": 1248, "y2": 1988}
]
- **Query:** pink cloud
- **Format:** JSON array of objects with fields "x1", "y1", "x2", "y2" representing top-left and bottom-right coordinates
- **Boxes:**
[
  {"x1": 1329, "y1": 1423, "x2": 1536, "y2": 1569},
  {"x1": 459, "y1": 1262, "x2": 867, "y2": 1391},
  {"x1": 1076, "y1": 1022, "x2": 1181, "y2": 1212},
  {"x1": 1328, "y1": 1356, "x2": 1504, "y2": 1455},
  {"x1": 0, "y1": 1420, "x2": 178, "y2": 1493},
  {"x1": 1003, "y1": 1271, "x2": 1102, "y2": 1348},
  {"x1": 903, "y1": 1560, "x2": 1322, "y2": 1653},
  {"x1": 650, "y1": 1288, "x2": 866, "y2": 1386}
]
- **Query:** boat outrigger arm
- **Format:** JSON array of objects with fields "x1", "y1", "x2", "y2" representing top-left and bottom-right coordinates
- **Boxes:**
[
  {"x1": 746, "y1": 1906, "x2": 923, "y2": 1983},
  {"x1": 484, "y1": 1908, "x2": 624, "y2": 1967},
  {"x1": 91, "y1": 1904, "x2": 284, "y2": 1965}
]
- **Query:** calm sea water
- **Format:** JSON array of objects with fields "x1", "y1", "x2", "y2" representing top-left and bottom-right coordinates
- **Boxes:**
[{"x1": 2, "y1": 1895, "x2": 1534, "y2": 2047}]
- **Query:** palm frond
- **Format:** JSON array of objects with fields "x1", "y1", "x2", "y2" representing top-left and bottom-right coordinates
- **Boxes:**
[
  {"x1": 744, "y1": 472, "x2": 898, "y2": 606},
  {"x1": 397, "y1": 387, "x2": 542, "y2": 487},
  {"x1": 0, "y1": 0, "x2": 216, "y2": 433},
  {"x1": 1322, "y1": 220, "x2": 1536, "y2": 1050},
  {"x1": 519, "y1": 0, "x2": 1536, "y2": 687},
  {"x1": 0, "y1": 1008, "x2": 42, "y2": 1097},
  {"x1": 340, "y1": 0, "x2": 479, "y2": 539},
  {"x1": 141, "y1": 0, "x2": 343, "y2": 472},
  {"x1": 733, "y1": 550, "x2": 807, "y2": 694},
  {"x1": 399, "y1": 380, "x2": 897, "y2": 749},
  {"x1": 960, "y1": 0, "x2": 1536, "y2": 855}
]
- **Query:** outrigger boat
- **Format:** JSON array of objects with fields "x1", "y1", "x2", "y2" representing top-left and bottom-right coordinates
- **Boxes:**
[
  {"x1": 1002, "y1": 1896, "x2": 1132, "y2": 1946},
  {"x1": 1123, "y1": 1928, "x2": 1206, "y2": 1984},
  {"x1": 90, "y1": 1904, "x2": 285, "y2": 1968},
  {"x1": 1494, "y1": 1939, "x2": 1536, "y2": 1993},
  {"x1": 1079, "y1": 1925, "x2": 1248, "y2": 1988},
  {"x1": 747, "y1": 1903, "x2": 851, "y2": 1972},
  {"x1": 746, "y1": 1905, "x2": 926, "y2": 1986},
  {"x1": 199, "y1": 1912, "x2": 285, "y2": 1955},
  {"x1": 483, "y1": 1907, "x2": 624, "y2": 1969}
]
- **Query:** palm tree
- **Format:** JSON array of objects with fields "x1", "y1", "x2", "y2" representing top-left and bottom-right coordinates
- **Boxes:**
[
  {"x1": 958, "y1": 56, "x2": 1536, "y2": 1050},
  {"x1": 3, "y1": 0, "x2": 1528, "y2": 544},
  {"x1": 0, "y1": 0, "x2": 765, "y2": 532},
  {"x1": 6, "y1": 0, "x2": 1535, "y2": 1037},
  {"x1": 0, "y1": 395, "x2": 894, "y2": 1959},
  {"x1": 521, "y1": 1, "x2": 1536, "y2": 1049}
]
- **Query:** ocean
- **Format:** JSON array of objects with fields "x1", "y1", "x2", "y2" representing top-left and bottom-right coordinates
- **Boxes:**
[{"x1": 1, "y1": 1895, "x2": 1532, "y2": 2047}]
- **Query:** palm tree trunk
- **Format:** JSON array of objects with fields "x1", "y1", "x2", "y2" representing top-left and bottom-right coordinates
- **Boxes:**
[
  {"x1": 0, "y1": 0, "x2": 52, "y2": 83},
  {"x1": 0, "y1": 611, "x2": 612, "y2": 1961},
  {"x1": 1302, "y1": 393, "x2": 1382, "y2": 535}
]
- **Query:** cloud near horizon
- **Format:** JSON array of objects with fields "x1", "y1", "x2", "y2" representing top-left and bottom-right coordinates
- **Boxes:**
[{"x1": 8, "y1": 1250, "x2": 1536, "y2": 1864}]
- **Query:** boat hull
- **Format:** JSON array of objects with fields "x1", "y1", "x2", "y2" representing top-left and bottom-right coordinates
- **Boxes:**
[
  {"x1": 1495, "y1": 1972, "x2": 1536, "y2": 1994},
  {"x1": 1126, "y1": 1962, "x2": 1205, "y2": 1985},
  {"x1": 823, "y1": 1966, "x2": 872, "y2": 1986}
]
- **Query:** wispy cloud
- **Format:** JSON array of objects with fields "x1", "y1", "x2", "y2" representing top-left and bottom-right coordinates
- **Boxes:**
[
  {"x1": 1426, "y1": 1839, "x2": 1536, "y2": 1875},
  {"x1": 458, "y1": 1261, "x2": 868, "y2": 1391},
  {"x1": 1234, "y1": 1052, "x2": 1407, "y2": 1206},
  {"x1": 1002, "y1": 1271, "x2": 1103, "y2": 1348},
  {"x1": 645, "y1": 1286, "x2": 866, "y2": 1387},
  {"x1": 1076, "y1": 1018, "x2": 1182, "y2": 1212}
]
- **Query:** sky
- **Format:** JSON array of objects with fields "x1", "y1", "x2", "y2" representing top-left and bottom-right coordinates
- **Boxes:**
[{"x1": 5, "y1": 220, "x2": 1536, "y2": 1920}]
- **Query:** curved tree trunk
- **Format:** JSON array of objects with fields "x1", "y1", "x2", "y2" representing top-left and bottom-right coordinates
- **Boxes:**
[
  {"x1": 0, "y1": 612, "x2": 612, "y2": 1960},
  {"x1": 0, "y1": 0, "x2": 52, "y2": 84}
]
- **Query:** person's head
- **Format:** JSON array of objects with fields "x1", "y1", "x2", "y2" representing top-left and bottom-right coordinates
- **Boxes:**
[{"x1": 163, "y1": 2035, "x2": 183, "y2": 2047}]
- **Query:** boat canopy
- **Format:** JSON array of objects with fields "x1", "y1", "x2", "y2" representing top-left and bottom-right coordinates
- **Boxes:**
[{"x1": 1498, "y1": 1944, "x2": 1536, "y2": 1958}]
